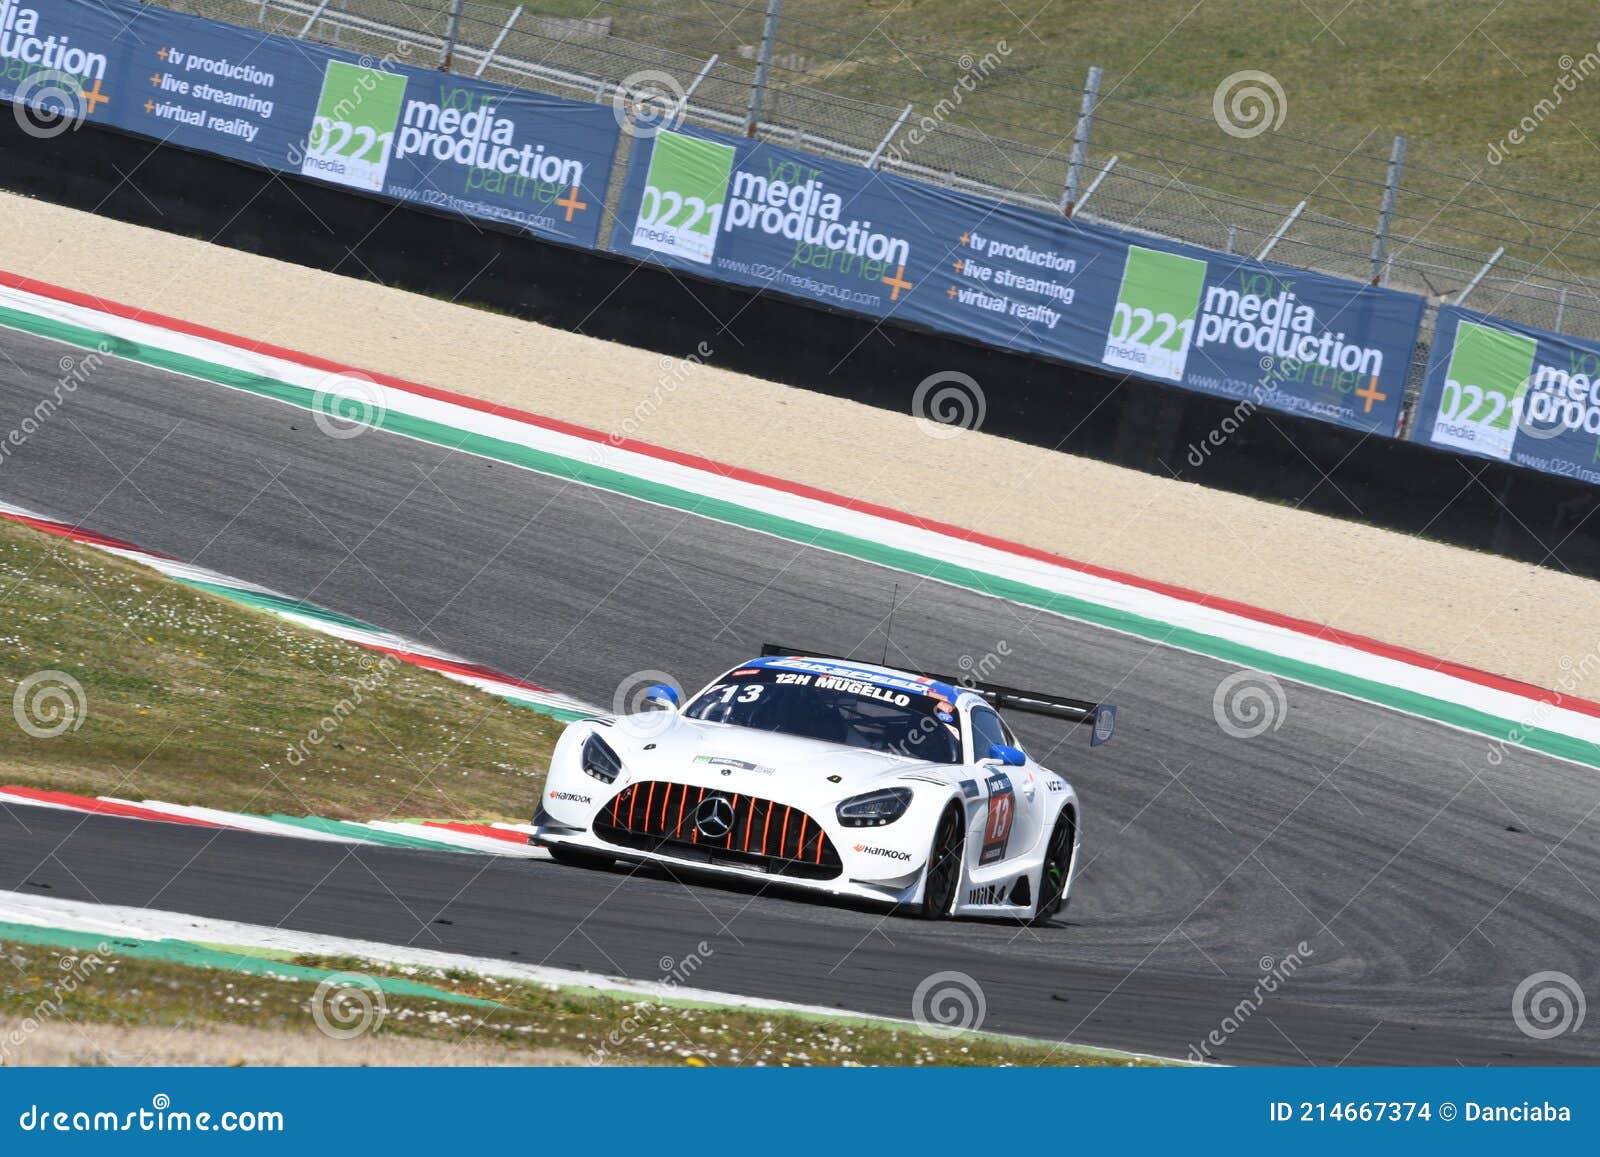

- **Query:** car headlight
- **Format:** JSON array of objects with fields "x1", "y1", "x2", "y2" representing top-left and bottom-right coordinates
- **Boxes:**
[
  {"x1": 836, "y1": 787, "x2": 913, "y2": 827},
  {"x1": 581, "y1": 733, "x2": 623, "y2": 783}
]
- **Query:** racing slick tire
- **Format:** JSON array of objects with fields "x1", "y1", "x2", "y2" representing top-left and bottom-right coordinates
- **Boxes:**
[
  {"x1": 1030, "y1": 809, "x2": 1076, "y2": 926},
  {"x1": 913, "y1": 803, "x2": 966, "y2": 919}
]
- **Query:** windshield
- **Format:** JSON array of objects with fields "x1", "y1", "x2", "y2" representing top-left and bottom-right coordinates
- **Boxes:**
[{"x1": 684, "y1": 664, "x2": 963, "y2": 764}]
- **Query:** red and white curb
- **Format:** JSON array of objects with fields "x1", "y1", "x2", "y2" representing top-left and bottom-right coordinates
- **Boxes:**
[{"x1": 0, "y1": 785, "x2": 547, "y2": 858}]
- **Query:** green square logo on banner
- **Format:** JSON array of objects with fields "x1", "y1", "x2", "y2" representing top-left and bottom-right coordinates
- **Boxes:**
[
  {"x1": 1101, "y1": 246, "x2": 1208, "y2": 382},
  {"x1": 301, "y1": 61, "x2": 408, "y2": 192},
  {"x1": 1429, "y1": 320, "x2": 1538, "y2": 461},
  {"x1": 631, "y1": 130, "x2": 736, "y2": 265}
]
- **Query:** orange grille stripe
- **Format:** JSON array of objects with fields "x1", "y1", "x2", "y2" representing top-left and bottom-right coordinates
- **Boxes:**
[
  {"x1": 676, "y1": 783, "x2": 690, "y2": 839},
  {"x1": 796, "y1": 814, "x2": 808, "y2": 862},
  {"x1": 626, "y1": 785, "x2": 638, "y2": 830},
  {"x1": 728, "y1": 795, "x2": 740, "y2": 848},
  {"x1": 761, "y1": 802, "x2": 774, "y2": 855},
  {"x1": 644, "y1": 782, "x2": 656, "y2": 830},
  {"x1": 780, "y1": 807, "x2": 793, "y2": 860}
]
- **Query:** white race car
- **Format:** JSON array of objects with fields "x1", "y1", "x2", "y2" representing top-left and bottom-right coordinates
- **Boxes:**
[{"x1": 531, "y1": 648, "x2": 1115, "y2": 923}]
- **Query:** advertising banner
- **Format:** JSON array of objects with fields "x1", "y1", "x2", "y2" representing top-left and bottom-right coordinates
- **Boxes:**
[
  {"x1": 2, "y1": 0, "x2": 619, "y2": 248},
  {"x1": 609, "y1": 125, "x2": 1426, "y2": 434},
  {"x1": 1415, "y1": 306, "x2": 1600, "y2": 485}
]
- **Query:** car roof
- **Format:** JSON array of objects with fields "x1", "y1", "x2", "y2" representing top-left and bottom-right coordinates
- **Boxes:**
[{"x1": 740, "y1": 653, "x2": 970, "y2": 705}]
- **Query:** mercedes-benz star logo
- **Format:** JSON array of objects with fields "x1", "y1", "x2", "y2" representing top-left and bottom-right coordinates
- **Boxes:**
[{"x1": 693, "y1": 795, "x2": 736, "y2": 840}]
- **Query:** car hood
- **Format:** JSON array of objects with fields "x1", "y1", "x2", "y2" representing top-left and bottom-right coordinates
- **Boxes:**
[{"x1": 601, "y1": 713, "x2": 955, "y2": 794}]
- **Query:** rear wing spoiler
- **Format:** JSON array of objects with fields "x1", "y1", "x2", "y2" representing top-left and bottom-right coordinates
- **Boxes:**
[{"x1": 758, "y1": 644, "x2": 1116, "y2": 746}]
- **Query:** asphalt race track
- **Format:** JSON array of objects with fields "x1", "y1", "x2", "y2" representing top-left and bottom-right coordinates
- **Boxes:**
[{"x1": 2, "y1": 324, "x2": 1597, "y2": 1065}]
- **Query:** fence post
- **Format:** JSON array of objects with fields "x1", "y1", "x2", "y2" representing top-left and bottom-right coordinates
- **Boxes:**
[
  {"x1": 867, "y1": 105, "x2": 914, "y2": 170},
  {"x1": 1060, "y1": 65, "x2": 1102, "y2": 216},
  {"x1": 679, "y1": 53, "x2": 720, "y2": 113},
  {"x1": 1257, "y1": 200, "x2": 1305, "y2": 262},
  {"x1": 1073, "y1": 154, "x2": 1116, "y2": 215},
  {"x1": 440, "y1": 0, "x2": 466, "y2": 71},
  {"x1": 745, "y1": 0, "x2": 784, "y2": 138},
  {"x1": 1456, "y1": 247, "x2": 1504, "y2": 307},
  {"x1": 1555, "y1": 285, "x2": 1569, "y2": 333},
  {"x1": 475, "y1": 5, "x2": 523, "y2": 77},
  {"x1": 1370, "y1": 134, "x2": 1406, "y2": 285},
  {"x1": 298, "y1": 0, "x2": 331, "y2": 38}
]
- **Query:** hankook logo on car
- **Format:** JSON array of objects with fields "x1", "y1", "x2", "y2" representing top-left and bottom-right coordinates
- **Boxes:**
[
  {"x1": 853, "y1": 844, "x2": 913, "y2": 861},
  {"x1": 548, "y1": 789, "x2": 592, "y2": 804}
]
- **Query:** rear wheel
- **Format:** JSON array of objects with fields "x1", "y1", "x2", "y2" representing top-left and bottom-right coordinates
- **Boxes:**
[
  {"x1": 915, "y1": 805, "x2": 966, "y2": 919},
  {"x1": 547, "y1": 844, "x2": 615, "y2": 871},
  {"x1": 1031, "y1": 810, "x2": 1076, "y2": 926}
]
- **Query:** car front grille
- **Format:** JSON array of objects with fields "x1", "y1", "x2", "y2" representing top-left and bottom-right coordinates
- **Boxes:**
[{"x1": 594, "y1": 781, "x2": 842, "y2": 880}]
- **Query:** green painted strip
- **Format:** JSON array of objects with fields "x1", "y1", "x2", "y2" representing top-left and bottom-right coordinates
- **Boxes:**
[
  {"x1": 0, "y1": 921, "x2": 495, "y2": 1007},
  {"x1": 182, "y1": 578, "x2": 380, "y2": 633},
  {"x1": 501, "y1": 693, "x2": 589, "y2": 722},
  {"x1": 5, "y1": 302, "x2": 1594, "y2": 770},
  {"x1": 262, "y1": 814, "x2": 458, "y2": 850}
]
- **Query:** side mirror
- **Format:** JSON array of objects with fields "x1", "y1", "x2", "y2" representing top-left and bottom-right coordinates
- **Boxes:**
[
  {"x1": 643, "y1": 684, "x2": 680, "y2": 710},
  {"x1": 987, "y1": 743, "x2": 1026, "y2": 767}
]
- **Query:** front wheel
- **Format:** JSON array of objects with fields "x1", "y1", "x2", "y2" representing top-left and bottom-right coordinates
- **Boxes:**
[
  {"x1": 914, "y1": 805, "x2": 966, "y2": 919},
  {"x1": 546, "y1": 844, "x2": 615, "y2": 871}
]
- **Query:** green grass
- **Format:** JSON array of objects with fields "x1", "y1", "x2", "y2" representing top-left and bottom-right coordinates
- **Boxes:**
[
  {"x1": 0, "y1": 936, "x2": 1161, "y2": 1066},
  {"x1": 0, "y1": 517, "x2": 561, "y2": 821}
]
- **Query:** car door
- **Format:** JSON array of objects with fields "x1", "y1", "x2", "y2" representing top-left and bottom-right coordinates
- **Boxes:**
[{"x1": 963, "y1": 705, "x2": 1025, "y2": 872}]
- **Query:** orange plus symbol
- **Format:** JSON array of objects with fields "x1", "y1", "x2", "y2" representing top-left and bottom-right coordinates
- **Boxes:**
[
  {"x1": 80, "y1": 78, "x2": 110, "y2": 115},
  {"x1": 157, "y1": 48, "x2": 169, "y2": 61},
  {"x1": 557, "y1": 186, "x2": 587, "y2": 221},
  {"x1": 1355, "y1": 376, "x2": 1387, "y2": 413},
  {"x1": 150, "y1": 74, "x2": 162, "y2": 86},
  {"x1": 881, "y1": 264, "x2": 913, "y2": 301},
  {"x1": 947, "y1": 285, "x2": 957, "y2": 299}
]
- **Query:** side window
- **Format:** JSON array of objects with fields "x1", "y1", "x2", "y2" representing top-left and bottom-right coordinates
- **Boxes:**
[
  {"x1": 999, "y1": 716, "x2": 1020, "y2": 750},
  {"x1": 970, "y1": 707, "x2": 1008, "y2": 758}
]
